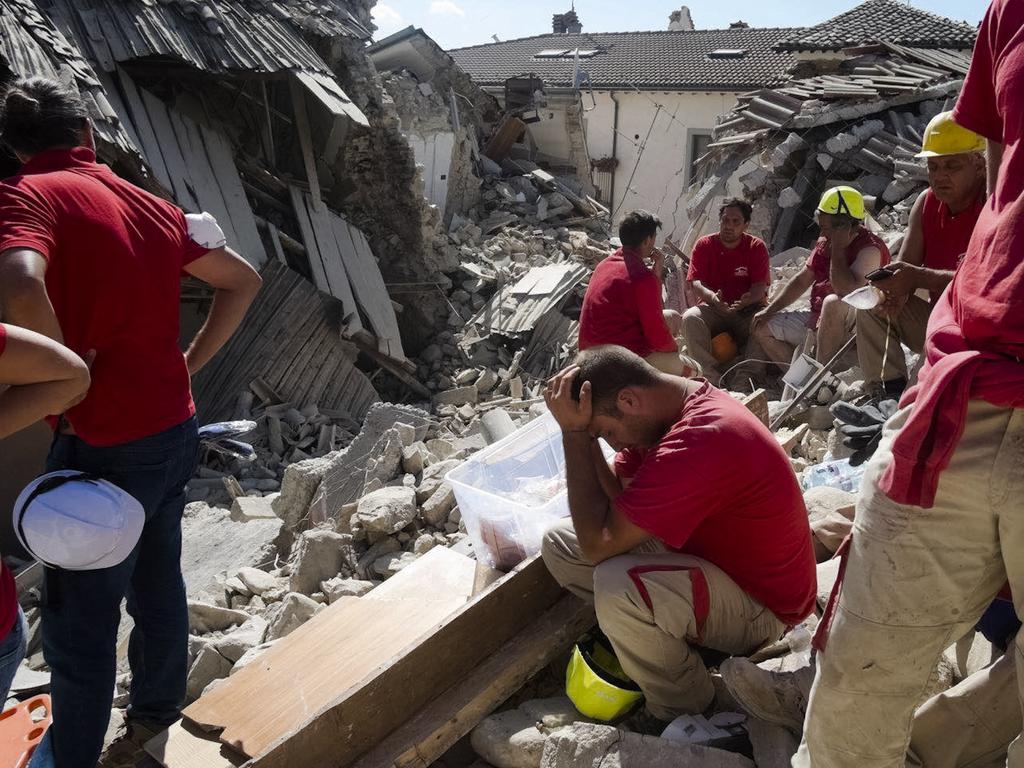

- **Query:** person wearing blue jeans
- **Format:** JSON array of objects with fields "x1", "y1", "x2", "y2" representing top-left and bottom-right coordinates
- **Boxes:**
[
  {"x1": 0, "y1": 608, "x2": 28, "y2": 703},
  {"x1": 0, "y1": 77, "x2": 260, "y2": 767}
]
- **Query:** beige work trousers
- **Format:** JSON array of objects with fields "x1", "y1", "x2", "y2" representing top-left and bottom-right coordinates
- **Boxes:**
[
  {"x1": 794, "y1": 401, "x2": 1024, "y2": 768},
  {"x1": 681, "y1": 304, "x2": 755, "y2": 383},
  {"x1": 856, "y1": 296, "x2": 931, "y2": 385},
  {"x1": 541, "y1": 519, "x2": 785, "y2": 720}
]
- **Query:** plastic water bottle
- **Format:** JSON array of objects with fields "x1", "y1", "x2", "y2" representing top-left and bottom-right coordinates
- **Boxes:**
[{"x1": 802, "y1": 457, "x2": 865, "y2": 493}]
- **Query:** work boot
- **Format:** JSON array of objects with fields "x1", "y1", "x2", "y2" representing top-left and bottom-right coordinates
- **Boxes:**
[{"x1": 719, "y1": 658, "x2": 815, "y2": 732}]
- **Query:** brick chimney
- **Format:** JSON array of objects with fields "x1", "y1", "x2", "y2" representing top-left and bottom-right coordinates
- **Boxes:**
[
  {"x1": 552, "y1": 7, "x2": 582, "y2": 33},
  {"x1": 668, "y1": 6, "x2": 694, "y2": 31}
]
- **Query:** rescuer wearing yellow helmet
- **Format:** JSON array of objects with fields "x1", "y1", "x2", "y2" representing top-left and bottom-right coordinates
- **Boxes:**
[
  {"x1": 854, "y1": 111, "x2": 987, "y2": 395},
  {"x1": 752, "y1": 185, "x2": 890, "y2": 370}
]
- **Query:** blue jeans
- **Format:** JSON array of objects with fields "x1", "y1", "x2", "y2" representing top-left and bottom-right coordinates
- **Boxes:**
[
  {"x1": 0, "y1": 606, "x2": 27, "y2": 703},
  {"x1": 29, "y1": 417, "x2": 198, "y2": 768}
]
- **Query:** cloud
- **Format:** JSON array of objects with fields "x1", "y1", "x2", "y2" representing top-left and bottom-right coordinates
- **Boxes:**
[
  {"x1": 373, "y1": 3, "x2": 403, "y2": 27},
  {"x1": 429, "y1": 0, "x2": 465, "y2": 17}
]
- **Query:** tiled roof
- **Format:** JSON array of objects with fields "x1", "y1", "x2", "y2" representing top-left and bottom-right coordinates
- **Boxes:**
[
  {"x1": 448, "y1": 27, "x2": 802, "y2": 91},
  {"x1": 152, "y1": 0, "x2": 372, "y2": 41},
  {"x1": 776, "y1": 0, "x2": 976, "y2": 52}
]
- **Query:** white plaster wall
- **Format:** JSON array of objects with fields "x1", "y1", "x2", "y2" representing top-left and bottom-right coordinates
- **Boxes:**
[
  {"x1": 408, "y1": 131, "x2": 456, "y2": 213},
  {"x1": 585, "y1": 90, "x2": 740, "y2": 241}
]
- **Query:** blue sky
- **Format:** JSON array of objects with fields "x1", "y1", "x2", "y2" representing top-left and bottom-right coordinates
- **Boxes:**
[{"x1": 370, "y1": 0, "x2": 988, "y2": 50}]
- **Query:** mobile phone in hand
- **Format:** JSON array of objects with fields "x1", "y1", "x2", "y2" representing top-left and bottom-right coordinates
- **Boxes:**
[{"x1": 866, "y1": 265, "x2": 896, "y2": 282}]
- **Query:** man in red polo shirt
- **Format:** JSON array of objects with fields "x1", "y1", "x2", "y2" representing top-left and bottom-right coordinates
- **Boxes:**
[
  {"x1": 856, "y1": 112, "x2": 988, "y2": 395},
  {"x1": 0, "y1": 77, "x2": 261, "y2": 767},
  {"x1": 682, "y1": 198, "x2": 770, "y2": 385},
  {"x1": 579, "y1": 210, "x2": 686, "y2": 375},
  {"x1": 541, "y1": 346, "x2": 816, "y2": 723},
  {"x1": 795, "y1": 0, "x2": 1024, "y2": 764},
  {"x1": 752, "y1": 186, "x2": 890, "y2": 368}
]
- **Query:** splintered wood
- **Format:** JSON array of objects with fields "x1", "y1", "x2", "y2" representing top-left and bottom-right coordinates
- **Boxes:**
[{"x1": 151, "y1": 549, "x2": 578, "y2": 768}]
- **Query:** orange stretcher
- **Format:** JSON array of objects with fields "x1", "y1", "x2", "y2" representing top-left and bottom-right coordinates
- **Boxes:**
[{"x1": 0, "y1": 695, "x2": 51, "y2": 768}]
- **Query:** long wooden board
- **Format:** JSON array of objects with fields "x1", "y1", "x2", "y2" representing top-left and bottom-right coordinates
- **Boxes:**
[{"x1": 352, "y1": 595, "x2": 594, "y2": 768}]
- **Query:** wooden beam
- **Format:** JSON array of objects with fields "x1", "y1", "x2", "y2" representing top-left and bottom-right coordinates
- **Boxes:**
[
  {"x1": 352, "y1": 595, "x2": 594, "y2": 768},
  {"x1": 289, "y1": 77, "x2": 322, "y2": 211}
]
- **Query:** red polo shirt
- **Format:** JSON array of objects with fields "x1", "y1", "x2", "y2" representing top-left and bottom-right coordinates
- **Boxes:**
[
  {"x1": 805, "y1": 228, "x2": 891, "y2": 327},
  {"x1": 880, "y1": 0, "x2": 1024, "y2": 507},
  {"x1": 0, "y1": 325, "x2": 19, "y2": 638},
  {"x1": 578, "y1": 247, "x2": 676, "y2": 358},
  {"x1": 0, "y1": 148, "x2": 210, "y2": 446},
  {"x1": 613, "y1": 383, "x2": 816, "y2": 626},
  {"x1": 687, "y1": 233, "x2": 770, "y2": 304},
  {"x1": 919, "y1": 188, "x2": 985, "y2": 272}
]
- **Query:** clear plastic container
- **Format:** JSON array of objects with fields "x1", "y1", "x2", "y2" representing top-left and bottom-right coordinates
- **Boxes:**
[
  {"x1": 446, "y1": 412, "x2": 610, "y2": 570},
  {"x1": 801, "y1": 457, "x2": 866, "y2": 493}
]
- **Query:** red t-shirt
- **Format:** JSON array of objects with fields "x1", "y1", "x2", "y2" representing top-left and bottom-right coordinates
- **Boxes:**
[
  {"x1": 0, "y1": 325, "x2": 19, "y2": 638},
  {"x1": 0, "y1": 148, "x2": 210, "y2": 446},
  {"x1": 613, "y1": 383, "x2": 816, "y2": 625},
  {"x1": 919, "y1": 188, "x2": 985, "y2": 273},
  {"x1": 880, "y1": 0, "x2": 1024, "y2": 507},
  {"x1": 804, "y1": 228, "x2": 891, "y2": 327},
  {"x1": 687, "y1": 233, "x2": 770, "y2": 304},
  {"x1": 578, "y1": 247, "x2": 676, "y2": 357}
]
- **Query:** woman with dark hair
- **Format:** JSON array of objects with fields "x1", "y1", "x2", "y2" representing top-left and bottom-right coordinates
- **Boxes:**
[{"x1": 0, "y1": 76, "x2": 262, "y2": 767}]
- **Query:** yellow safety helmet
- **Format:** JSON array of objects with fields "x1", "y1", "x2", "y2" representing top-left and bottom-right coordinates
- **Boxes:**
[
  {"x1": 916, "y1": 111, "x2": 987, "y2": 158},
  {"x1": 566, "y1": 633, "x2": 643, "y2": 722},
  {"x1": 817, "y1": 185, "x2": 866, "y2": 221}
]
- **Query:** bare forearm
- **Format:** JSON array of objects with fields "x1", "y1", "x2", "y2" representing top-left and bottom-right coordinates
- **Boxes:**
[
  {"x1": 185, "y1": 287, "x2": 257, "y2": 375},
  {"x1": 563, "y1": 431, "x2": 611, "y2": 560},
  {"x1": 0, "y1": 380, "x2": 83, "y2": 439},
  {"x1": 765, "y1": 273, "x2": 810, "y2": 314},
  {"x1": 906, "y1": 264, "x2": 954, "y2": 296},
  {"x1": 591, "y1": 440, "x2": 622, "y2": 501},
  {"x1": 690, "y1": 280, "x2": 718, "y2": 306}
]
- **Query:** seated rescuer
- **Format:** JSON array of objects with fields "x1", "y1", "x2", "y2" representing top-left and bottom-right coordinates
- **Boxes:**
[
  {"x1": 752, "y1": 186, "x2": 890, "y2": 368},
  {"x1": 682, "y1": 198, "x2": 770, "y2": 386},
  {"x1": 578, "y1": 211, "x2": 689, "y2": 376},
  {"x1": 0, "y1": 324, "x2": 91, "y2": 704},
  {"x1": 540, "y1": 346, "x2": 816, "y2": 722},
  {"x1": 856, "y1": 112, "x2": 987, "y2": 396}
]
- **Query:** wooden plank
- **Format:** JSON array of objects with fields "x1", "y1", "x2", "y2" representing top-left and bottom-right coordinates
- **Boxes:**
[
  {"x1": 289, "y1": 77, "x2": 322, "y2": 210},
  {"x1": 288, "y1": 185, "x2": 331, "y2": 293},
  {"x1": 304, "y1": 196, "x2": 361, "y2": 329},
  {"x1": 352, "y1": 595, "x2": 594, "y2": 768},
  {"x1": 199, "y1": 124, "x2": 266, "y2": 268},
  {"x1": 184, "y1": 548, "x2": 493, "y2": 758},
  {"x1": 182, "y1": 555, "x2": 562, "y2": 767},
  {"x1": 118, "y1": 71, "x2": 172, "y2": 192},
  {"x1": 145, "y1": 720, "x2": 244, "y2": 768},
  {"x1": 740, "y1": 388, "x2": 769, "y2": 428},
  {"x1": 336, "y1": 221, "x2": 405, "y2": 359},
  {"x1": 140, "y1": 90, "x2": 198, "y2": 211}
]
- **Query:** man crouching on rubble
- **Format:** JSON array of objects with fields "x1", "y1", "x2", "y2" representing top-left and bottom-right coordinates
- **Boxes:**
[{"x1": 541, "y1": 345, "x2": 816, "y2": 724}]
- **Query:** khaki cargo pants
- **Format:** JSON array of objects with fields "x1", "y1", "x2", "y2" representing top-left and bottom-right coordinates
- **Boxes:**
[
  {"x1": 795, "y1": 401, "x2": 1024, "y2": 767},
  {"x1": 541, "y1": 519, "x2": 785, "y2": 720},
  {"x1": 855, "y1": 296, "x2": 931, "y2": 385},
  {"x1": 680, "y1": 304, "x2": 757, "y2": 384}
]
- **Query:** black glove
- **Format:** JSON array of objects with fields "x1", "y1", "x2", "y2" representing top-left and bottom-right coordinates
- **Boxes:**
[{"x1": 830, "y1": 399, "x2": 898, "y2": 466}]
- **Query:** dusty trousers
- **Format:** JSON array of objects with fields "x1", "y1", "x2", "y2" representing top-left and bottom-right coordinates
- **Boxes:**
[
  {"x1": 794, "y1": 401, "x2": 1024, "y2": 768},
  {"x1": 542, "y1": 519, "x2": 784, "y2": 720},
  {"x1": 855, "y1": 296, "x2": 931, "y2": 385}
]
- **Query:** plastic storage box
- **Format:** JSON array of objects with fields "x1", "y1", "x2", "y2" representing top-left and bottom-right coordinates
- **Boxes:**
[{"x1": 446, "y1": 412, "x2": 611, "y2": 570}]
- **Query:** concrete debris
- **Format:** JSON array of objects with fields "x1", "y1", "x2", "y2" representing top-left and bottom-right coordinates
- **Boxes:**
[
  {"x1": 355, "y1": 486, "x2": 419, "y2": 535},
  {"x1": 420, "y1": 483, "x2": 456, "y2": 526},
  {"x1": 188, "y1": 602, "x2": 251, "y2": 635},
  {"x1": 321, "y1": 577, "x2": 376, "y2": 603},
  {"x1": 214, "y1": 616, "x2": 269, "y2": 663},
  {"x1": 289, "y1": 529, "x2": 356, "y2": 594},
  {"x1": 186, "y1": 646, "x2": 234, "y2": 701},
  {"x1": 236, "y1": 567, "x2": 278, "y2": 596},
  {"x1": 265, "y1": 593, "x2": 324, "y2": 641}
]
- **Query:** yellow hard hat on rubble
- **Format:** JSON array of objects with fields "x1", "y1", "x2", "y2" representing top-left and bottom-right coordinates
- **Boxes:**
[
  {"x1": 566, "y1": 632, "x2": 643, "y2": 722},
  {"x1": 916, "y1": 111, "x2": 987, "y2": 158},
  {"x1": 817, "y1": 186, "x2": 866, "y2": 220}
]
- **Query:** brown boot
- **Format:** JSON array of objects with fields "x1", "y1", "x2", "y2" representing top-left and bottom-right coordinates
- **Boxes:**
[{"x1": 718, "y1": 657, "x2": 815, "y2": 732}]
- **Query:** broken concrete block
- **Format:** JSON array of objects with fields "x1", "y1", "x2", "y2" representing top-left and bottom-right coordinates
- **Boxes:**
[
  {"x1": 236, "y1": 567, "x2": 278, "y2": 596},
  {"x1": 434, "y1": 386, "x2": 479, "y2": 407},
  {"x1": 421, "y1": 483, "x2": 456, "y2": 527},
  {"x1": 229, "y1": 495, "x2": 280, "y2": 522},
  {"x1": 372, "y1": 550, "x2": 419, "y2": 578},
  {"x1": 540, "y1": 723, "x2": 754, "y2": 768},
  {"x1": 778, "y1": 187, "x2": 802, "y2": 209},
  {"x1": 187, "y1": 601, "x2": 251, "y2": 634},
  {"x1": 402, "y1": 442, "x2": 429, "y2": 475},
  {"x1": 457, "y1": 369, "x2": 481, "y2": 386},
  {"x1": 265, "y1": 593, "x2": 323, "y2": 641},
  {"x1": 321, "y1": 577, "x2": 376, "y2": 603},
  {"x1": 230, "y1": 640, "x2": 277, "y2": 675},
  {"x1": 393, "y1": 421, "x2": 418, "y2": 447},
  {"x1": 416, "y1": 459, "x2": 461, "y2": 502},
  {"x1": 356, "y1": 537, "x2": 401, "y2": 579},
  {"x1": 289, "y1": 529, "x2": 354, "y2": 595},
  {"x1": 426, "y1": 438, "x2": 457, "y2": 460},
  {"x1": 472, "y1": 708, "x2": 550, "y2": 768},
  {"x1": 357, "y1": 486, "x2": 418, "y2": 535},
  {"x1": 186, "y1": 646, "x2": 233, "y2": 700},
  {"x1": 482, "y1": 409, "x2": 516, "y2": 443},
  {"x1": 412, "y1": 533, "x2": 437, "y2": 555},
  {"x1": 273, "y1": 453, "x2": 338, "y2": 530},
  {"x1": 476, "y1": 369, "x2": 499, "y2": 393},
  {"x1": 365, "y1": 428, "x2": 403, "y2": 487},
  {"x1": 214, "y1": 616, "x2": 268, "y2": 663}
]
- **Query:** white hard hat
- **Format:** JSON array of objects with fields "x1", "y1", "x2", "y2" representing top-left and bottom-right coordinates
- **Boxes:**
[{"x1": 13, "y1": 471, "x2": 145, "y2": 571}]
